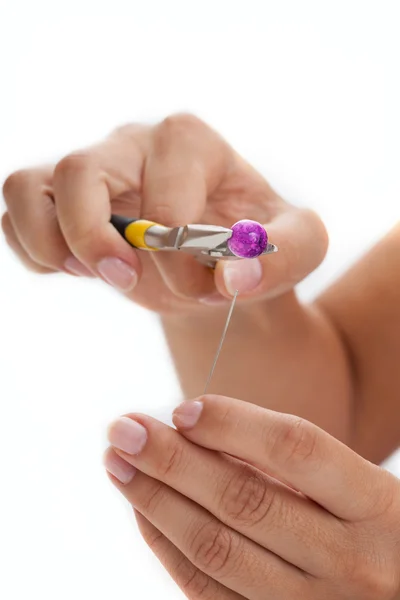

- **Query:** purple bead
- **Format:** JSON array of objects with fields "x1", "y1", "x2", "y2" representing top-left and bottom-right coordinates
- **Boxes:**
[{"x1": 227, "y1": 220, "x2": 268, "y2": 258}]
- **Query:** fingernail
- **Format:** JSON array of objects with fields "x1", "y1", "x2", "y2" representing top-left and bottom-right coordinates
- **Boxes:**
[
  {"x1": 173, "y1": 400, "x2": 203, "y2": 429},
  {"x1": 107, "y1": 417, "x2": 147, "y2": 454},
  {"x1": 97, "y1": 258, "x2": 137, "y2": 291},
  {"x1": 199, "y1": 293, "x2": 228, "y2": 306},
  {"x1": 103, "y1": 448, "x2": 136, "y2": 484},
  {"x1": 64, "y1": 256, "x2": 93, "y2": 277},
  {"x1": 223, "y1": 259, "x2": 263, "y2": 295}
]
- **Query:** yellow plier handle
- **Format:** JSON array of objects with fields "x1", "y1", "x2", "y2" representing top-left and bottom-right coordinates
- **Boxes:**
[{"x1": 110, "y1": 215, "x2": 160, "y2": 251}]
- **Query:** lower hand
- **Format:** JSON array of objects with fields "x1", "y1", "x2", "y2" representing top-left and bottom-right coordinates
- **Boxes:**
[{"x1": 104, "y1": 395, "x2": 400, "y2": 599}]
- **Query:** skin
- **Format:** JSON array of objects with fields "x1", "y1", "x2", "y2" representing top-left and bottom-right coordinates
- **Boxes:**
[
  {"x1": 2, "y1": 114, "x2": 400, "y2": 597},
  {"x1": 103, "y1": 396, "x2": 400, "y2": 599}
]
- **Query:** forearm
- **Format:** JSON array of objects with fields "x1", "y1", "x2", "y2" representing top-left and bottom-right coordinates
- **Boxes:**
[
  {"x1": 163, "y1": 224, "x2": 400, "y2": 463},
  {"x1": 316, "y1": 223, "x2": 400, "y2": 464},
  {"x1": 162, "y1": 291, "x2": 353, "y2": 444}
]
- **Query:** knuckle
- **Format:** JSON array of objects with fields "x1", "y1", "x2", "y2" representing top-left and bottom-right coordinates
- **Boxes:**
[
  {"x1": 301, "y1": 207, "x2": 329, "y2": 265},
  {"x1": 156, "y1": 438, "x2": 185, "y2": 478},
  {"x1": 335, "y1": 539, "x2": 400, "y2": 600},
  {"x1": 60, "y1": 222, "x2": 99, "y2": 254},
  {"x1": 2, "y1": 169, "x2": 32, "y2": 201},
  {"x1": 269, "y1": 415, "x2": 319, "y2": 469},
  {"x1": 153, "y1": 113, "x2": 206, "y2": 161},
  {"x1": 178, "y1": 562, "x2": 212, "y2": 598},
  {"x1": 54, "y1": 151, "x2": 97, "y2": 179},
  {"x1": 346, "y1": 553, "x2": 399, "y2": 600},
  {"x1": 363, "y1": 573, "x2": 399, "y2": 600},
  {"x1": 25, "y1": 246, "x2": 58, "y2": 269},
  {"x1": 140, "y1": 526, "x2": 164, "y2": 552},
  {"x1": 111, "y1": 122, "x2": 136, "y2": 137},
  {"x1": 189, "y1": 520, "x2": 238, "y2": 577},
  {"x1": 204, "y1": 400, "x2": 237, "y2": 436},
  {"x1": 158, "y1": 112, "x2": 204, "y2": 137},
  {"x1": 1, "y1": 211, "x2": 57, "y2": 269},
  {"x1": 220, "y1": 465, "x2": 274, "y2": 527},
  {"x1": 111, "y1": 122, "x2": 148, "y2": 138},
  {"x1": 140, "y1": 480, "x2": 166, "y2": 515},
  {"x1": 1, "y1": 212, "x2": 12, "y2": 236},
  {"x1": 368, "y1": 472, "x2": 400, "y2": 520}
]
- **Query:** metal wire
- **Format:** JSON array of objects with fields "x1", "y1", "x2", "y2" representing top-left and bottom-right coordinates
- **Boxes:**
[{"x1": 203, "y1": 290, "x2": 239, "y2": 395}]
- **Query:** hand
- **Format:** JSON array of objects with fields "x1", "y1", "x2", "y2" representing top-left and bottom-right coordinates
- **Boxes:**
[
  {"x1": 1, "y1": 114, "x2": 327, "y2": 313},
  {"x1": 104, "y1": 395, "x2": 400, "y2": 599}
]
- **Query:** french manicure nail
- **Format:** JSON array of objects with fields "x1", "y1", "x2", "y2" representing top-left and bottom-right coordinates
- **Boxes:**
[
  {"x1": 223, "y1": 259, "x2": 263, "y2": 295},
  {"x1": 103, "y1": 448, "x2": 136, "y2": 484},
  {"x1": 64, "y1": 256, "x2": 93, "y2": 277},
  {"x1": 173, "y1": 400, "x2": 203, "y2": 429},
  {"x1": 97, "y1": 257, "x2": 137, "y2": 291},
  {"x1": 107, "y1": 417, "x2": 147, "y2": 455}
]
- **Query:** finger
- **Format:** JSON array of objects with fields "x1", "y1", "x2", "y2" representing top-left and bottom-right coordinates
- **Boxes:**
[
  {"x1": 1, "y1": 211, "x2": 54, "y2": 274},
  {"x1": 124, "y1": 252, "x2": 198, "y2": 313},
  {"x1": 107, "y1": 415, "x2": 344, "y2": 576},
  {"x1": 2, "y1": 169, "x2": 91, "y2": 274},
  {"x1": 142, "y1": 113, "x2": 230, "y2": 225},
  {"x1": 52, "y1": 132, "x2": 146, "y2": 289},
  {"x1": 135, "y1": 511, "x2": 243, "y2": 600},
  {"x1": 214, "y1": 207, "x2": 329, "y2": 298},
  {"x1": 141, "y1": 114, "x2": 231, "y2": 299},
  {"x1": 152, "y1": 253, "x2": 216, "y2": 300},
  {"x1": 104, "y1": 449, "x2": 309, "y2": 600},
  {"x1": 172, "y1": 395, "x2": 392, "y2": 521}
]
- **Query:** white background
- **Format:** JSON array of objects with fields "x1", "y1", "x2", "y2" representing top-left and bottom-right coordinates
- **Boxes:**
[{"x1": 0, "y1": 1, "x2": 399, "y2": 598}]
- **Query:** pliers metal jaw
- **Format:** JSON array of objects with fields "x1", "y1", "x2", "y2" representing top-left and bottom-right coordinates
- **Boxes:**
[
  {"x1": 110, "y1": 215, "x2": 278, "y2": 268},
  {"x1": 172, "y1": 224, "x2": 277, "y2": 266}
]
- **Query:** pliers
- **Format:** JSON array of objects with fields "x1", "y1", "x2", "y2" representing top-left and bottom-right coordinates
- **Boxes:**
[{"x1": 111, "y1": 214, "x2": 278, "y2": 268}]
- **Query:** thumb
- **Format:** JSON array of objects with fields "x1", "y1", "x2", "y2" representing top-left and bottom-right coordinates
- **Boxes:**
[{"x1": 214, "y1": 208, "x2": 328, "y2": 299}]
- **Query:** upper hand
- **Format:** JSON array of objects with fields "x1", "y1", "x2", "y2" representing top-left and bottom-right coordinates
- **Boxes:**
[
  {"x1": 104, "y1": 395, "x2": 400, "y2": 599},
  {"x1": 2, "y1": 114, "x2": 327, "y2": 313}
]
